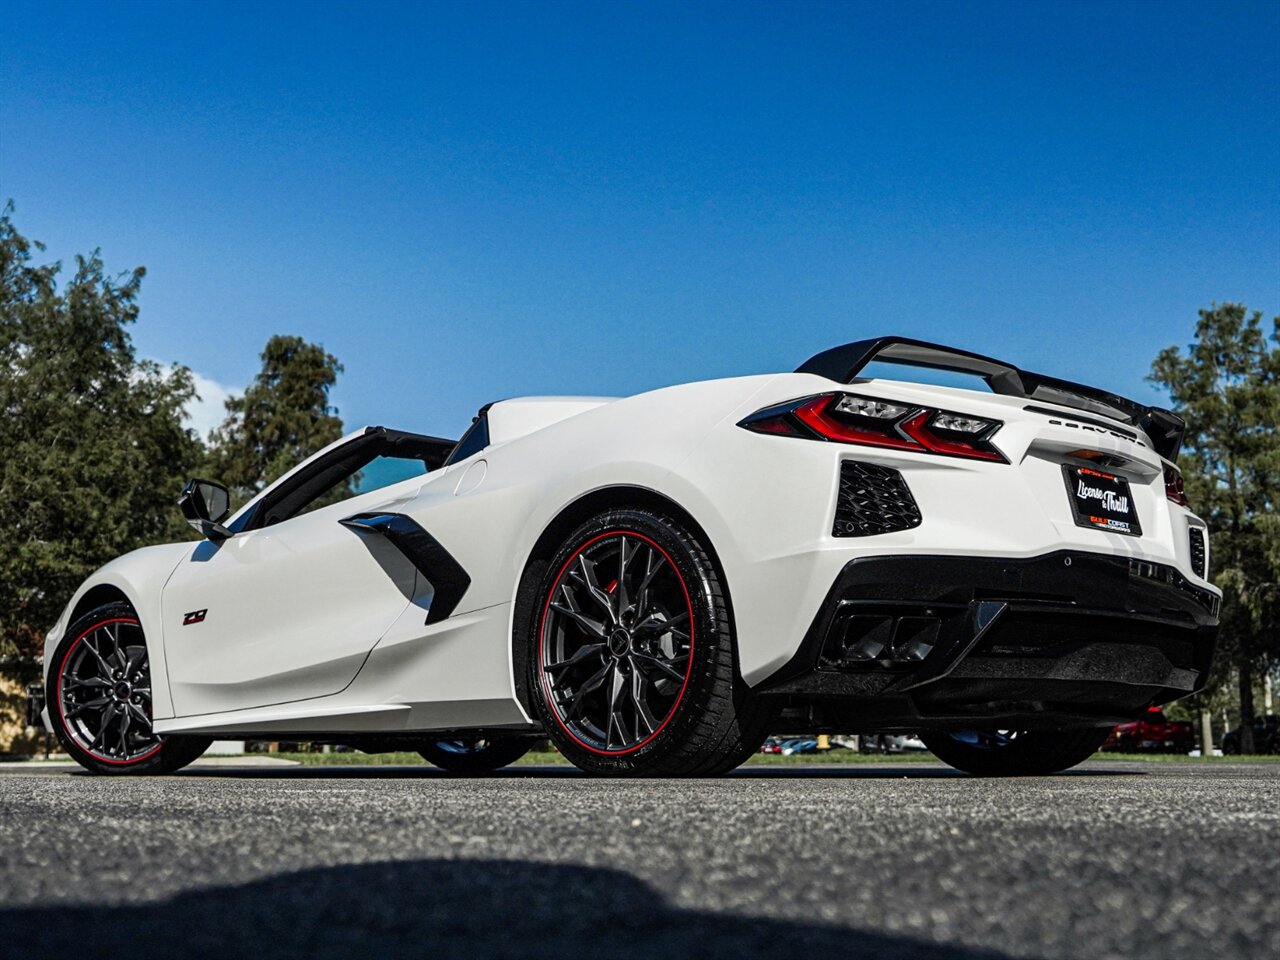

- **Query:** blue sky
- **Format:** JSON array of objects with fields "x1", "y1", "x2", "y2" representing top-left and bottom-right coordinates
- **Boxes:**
[{"x1": 2, "y1": 0, "x2": 1277, "y2": 440}]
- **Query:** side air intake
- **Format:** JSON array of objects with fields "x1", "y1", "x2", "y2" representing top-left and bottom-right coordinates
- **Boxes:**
[
  {"x1": 832, "y1": 461, "x2": 922, "y2": 537},
  {"x1": 1188, "y1": 527, "x2": 1207, "y2": 579}
]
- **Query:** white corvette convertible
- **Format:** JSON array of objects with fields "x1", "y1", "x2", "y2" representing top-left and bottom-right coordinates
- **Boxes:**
[{"x1": 40, "y1": 337, "x2": 1220, "y2": 776}]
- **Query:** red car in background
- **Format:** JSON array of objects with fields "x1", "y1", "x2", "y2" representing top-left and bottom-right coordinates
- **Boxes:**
[{"x1": 1101, "y1": 707, "x2": 1196, "y2": 753}]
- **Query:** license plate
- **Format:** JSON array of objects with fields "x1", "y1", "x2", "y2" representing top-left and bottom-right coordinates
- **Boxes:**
[{"x1": 1063, "y1": 464, "x2": 1141, "y2": 536}]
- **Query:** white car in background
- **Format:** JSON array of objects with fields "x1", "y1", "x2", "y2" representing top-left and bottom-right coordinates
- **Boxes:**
[{"x1": 40, "y1": 337, "x2": 1220, "y2": 777}]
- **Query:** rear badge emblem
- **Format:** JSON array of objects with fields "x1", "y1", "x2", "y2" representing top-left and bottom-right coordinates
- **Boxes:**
[{"x1": 183, "y1": 609, "x2": 207, "y2": 626}]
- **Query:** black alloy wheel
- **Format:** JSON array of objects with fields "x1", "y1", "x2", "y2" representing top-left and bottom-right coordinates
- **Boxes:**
[
  {"x1": 528, "y1": 508, "x2": 774, "y2": 776},
  {"x1": 417, "y1": 736, "x2": 533, "y2": 772},
  {"x1": 540, "y1": 529, "x2": 693, "y2": 754},
  {"x1": 48, "y1": 602, "x2": 210, "y2": 775}
]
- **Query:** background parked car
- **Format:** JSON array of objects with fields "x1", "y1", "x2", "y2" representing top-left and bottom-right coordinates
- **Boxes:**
[
  {"x1": 860, "y1": 734, "x2": 928, "y2": 755},
  {"x1": 1222, "y1": 715, "x2": 1280, "y2": 755},
  {"x1": 1100, "y1": 707, "x2": 1196, "y2": 753},
  {"x1": 781, "y1": 739, "x2": 820, "y2": 756}
]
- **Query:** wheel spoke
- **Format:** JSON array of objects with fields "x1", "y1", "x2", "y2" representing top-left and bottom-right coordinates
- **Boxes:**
[
  {"x1": 89, "y1": 702, "x2": 117, "y2": 751},
  {"x1": 124, "y1": 646, "x2": 147, "y2": 677},
  {"x1": 83, "y1": 634, "x2": 114, "y2": 676},
  {"x1": 65, "y1": 695, "x2": 111, "y2": 719},
  {"x1": 126, "y1": 702, "x2": 152, "y2": 728},
  {"x1": 544, "y1": 643, "x2": 607, "y2": 676},
  {"x1": 64, "y1": 676, "x2": 112, "y2": 690},
  {"x1": 564, "y1": 661, "x2": 612, "y2": 720},
  {"x1": 634, "y1": 545, "x2": 664, "y2": 612},
  {"x1": 549, "y1": 602, "x2": 607, "y2": 640},
  {"x1": 633, "y1": 610, "x2": 689, "y2": 634},
  {"x1": 628, "y1": 661, "x2": 659, "y2": 736},
  {"x1": 117, "y1": 704, "x2": 133, "y2": 755},
  {"x1": 608, "y1": 664, "x2": 630, "y2": 748},
  {"x1": 571, "y1": 554, "x2": 617, "y2": 625},
  {"x1": 632, "y1": 652, "x2": 687, "y2": 684},
  {"x1": 615, "y1": 537, "x2": 632, "y2": 616}
]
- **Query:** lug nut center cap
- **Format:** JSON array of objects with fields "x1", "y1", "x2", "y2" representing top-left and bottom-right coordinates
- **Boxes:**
[
  {"x1": 113, "y1": 681, "x2": 132, "y2": 700},
  {"x1": 608, "y1": 628, "x2": 631, "y2": 657}
]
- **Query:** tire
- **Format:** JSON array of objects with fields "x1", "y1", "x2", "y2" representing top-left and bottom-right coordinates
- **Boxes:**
[
  {"x1": 1222, "y1": 735, "x2": 1239, "y2": 756},
  {"x1": 47, "y1": 602, "x2": 211, "y2": 776},
  {"x1": 527, "y1": 507, "x2": 774, "y2": 776},
  {"x1": 921, "y1": 727, "x2": 1110, "y2": 777},
  {"x1": 417, "y1": 737, "x2": 533, "y2": 772}
]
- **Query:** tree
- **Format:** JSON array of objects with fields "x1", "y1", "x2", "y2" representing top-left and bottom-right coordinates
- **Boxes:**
[
  {"x1": 0, "y1": 203, "x2": 202, "y2": 679},
  {"x1": 206, "y1": 335, "x2": 345, "y2": 505},
  {"x1": 1149, "y1": 304, "x2": 1280, "y2": 753}
]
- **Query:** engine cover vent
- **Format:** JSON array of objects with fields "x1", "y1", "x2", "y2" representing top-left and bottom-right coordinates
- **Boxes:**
[{"x1": 833, "y1": 461, "x2": 922, "y2": 537}]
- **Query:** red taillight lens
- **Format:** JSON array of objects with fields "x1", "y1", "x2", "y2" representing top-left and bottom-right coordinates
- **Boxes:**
[
  {"x1": 740, "y1": 393, "x2": 1008, "y2": 463},
  {"x1": 1164, "y1": 465, "x2": 1189, "y2": 507}
]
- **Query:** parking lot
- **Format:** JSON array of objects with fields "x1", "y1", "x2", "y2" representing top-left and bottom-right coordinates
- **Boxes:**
[{"x1": 1, "y1": 758, "x2": 1276, "y2": 959}]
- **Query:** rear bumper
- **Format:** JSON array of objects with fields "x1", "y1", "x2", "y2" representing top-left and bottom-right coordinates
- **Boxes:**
[{"x1": 757, "y1": 551, "x2": 1219, "y2": 730}]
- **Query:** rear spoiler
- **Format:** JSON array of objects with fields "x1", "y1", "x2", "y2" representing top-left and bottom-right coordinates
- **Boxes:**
[{"x1": 796, "y1": 336, "x2": 1185, "y2": 462}]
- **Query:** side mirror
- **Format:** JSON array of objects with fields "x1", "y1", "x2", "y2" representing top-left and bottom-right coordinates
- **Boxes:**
[{"x1": 178, "y1": 479, "x2": 233, "y2": 542}]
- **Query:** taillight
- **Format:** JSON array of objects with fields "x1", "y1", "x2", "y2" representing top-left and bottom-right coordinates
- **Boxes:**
[
  {"x1": 739, "y1": 393, "x2": 1008, "y2": 463},
  {"x1": 1164, "y1": 465, "x2": 1189, "y2": 507}
]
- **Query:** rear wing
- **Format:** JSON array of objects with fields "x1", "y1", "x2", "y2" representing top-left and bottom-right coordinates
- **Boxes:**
[{"x1": 796, "y1": 336, "x2": 1185, "y2": 462}]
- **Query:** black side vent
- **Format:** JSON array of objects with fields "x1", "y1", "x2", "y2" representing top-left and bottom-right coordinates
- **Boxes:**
[
  {"x1": 833, "y1": 461, "x2": 922, "y2": 537},
  {"x1": 1188, "y1": 527, "x2": 1206, "y2": 579}
]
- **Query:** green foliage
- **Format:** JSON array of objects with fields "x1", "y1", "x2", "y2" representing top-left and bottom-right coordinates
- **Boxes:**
[
  {"x1": 205, "y1": 334, "x2": 346, "y2": 508},
  {"x1": 0, "y1": 204, "x2": 201, "y2": 674},
  {"x1": 1149, "y1": 303, "x2": 1280, "y2": 746}
]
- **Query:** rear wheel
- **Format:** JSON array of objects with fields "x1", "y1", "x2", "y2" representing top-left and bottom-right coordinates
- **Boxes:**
[
  {"x1": 528, "y1": 508, "x2": 773, "y2": 776},
  {"x1": 48, "y1": 602, "x2": 210, "y2": 776},
  {"x1": 417, "y1": 737, "x2": 533, "y2": 772},
  {"x1": 921, "y1": 727, "x2": 1109, "y2": 776}
]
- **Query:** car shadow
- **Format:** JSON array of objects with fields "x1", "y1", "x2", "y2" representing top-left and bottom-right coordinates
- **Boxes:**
[
  {"x1": 0, "y1": 858, "x2": 1012, "y2": 959},
  {"x1": 173, "y1": 761, "x2": 1143, "y2": 780}
]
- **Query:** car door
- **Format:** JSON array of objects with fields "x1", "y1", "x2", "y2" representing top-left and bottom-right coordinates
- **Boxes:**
[{"x1": 161, "y1": 428, "x2": 454, "y2": 717}]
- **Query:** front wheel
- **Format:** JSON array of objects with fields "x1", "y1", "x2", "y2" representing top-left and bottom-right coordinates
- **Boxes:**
[
  {"x1": 48, "y1": 602, "x2": 210, "y2": 776},
  {"x1": 921, "y1": 727, "x2": 1110, "y2": 776},
  {"x1": 417, "y1": 737, "x2": 533, "y2": 772},
  {"x1": 527, "y1": 508, "x2": 773, "y2": 777}
]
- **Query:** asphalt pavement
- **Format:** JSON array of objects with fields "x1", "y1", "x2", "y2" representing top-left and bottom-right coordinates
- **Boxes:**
[{"x1": 0, "y1": 759, "x2": 1276, "y2": 959}]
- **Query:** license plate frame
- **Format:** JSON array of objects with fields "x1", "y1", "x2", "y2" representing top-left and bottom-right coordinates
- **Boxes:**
[{"x1": 1062, "y1": 464, "x2": 1142, "y2": 537}]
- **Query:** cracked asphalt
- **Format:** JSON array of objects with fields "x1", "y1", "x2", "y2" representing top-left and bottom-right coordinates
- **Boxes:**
[{"x1": 0, "y1": 759, "x2": 1276, "y2": 959}]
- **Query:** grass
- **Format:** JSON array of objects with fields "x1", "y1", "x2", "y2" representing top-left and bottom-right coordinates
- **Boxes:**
[{"x1": 1090, "y1": 751, "x2": 1280, "y2": 763}]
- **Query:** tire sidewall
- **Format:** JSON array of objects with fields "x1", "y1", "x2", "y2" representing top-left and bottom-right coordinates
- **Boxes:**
[{"x1": 527, "y1": 509, "x2": 724, "y2": 774}]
